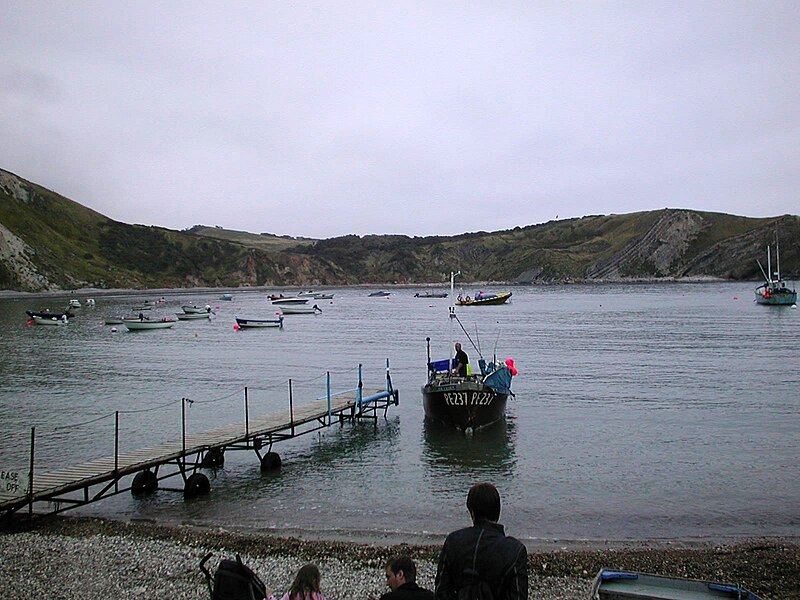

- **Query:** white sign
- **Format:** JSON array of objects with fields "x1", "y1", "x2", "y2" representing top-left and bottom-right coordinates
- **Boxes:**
[{"x1": 0, "y1": 470, "x2": 29, "y2": 497}]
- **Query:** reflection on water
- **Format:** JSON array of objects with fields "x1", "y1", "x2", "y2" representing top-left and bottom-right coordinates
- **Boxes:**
[{"x1": 421, "y1": 418, "x2": 517, "y2": 477}]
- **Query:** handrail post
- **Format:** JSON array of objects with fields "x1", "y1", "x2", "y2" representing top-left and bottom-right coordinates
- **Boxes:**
[
  {"x1": 386, "y1": 358, "x2": 392, "y2": 391},
  {"x1": 357, "y1": 364, "x2": 363, "y2": 413},
  {"x1": 181, "y1": 397, "x2": 187, "y2": 461},
  {"x1": 28, "y1": 427, "x2": 35, "y2": 520},
  {"x1": 326, "y1": 371, "x2": 332, "y2": 424},
  {"x1": 114, "y1": 411, "x2": 119, "y2": 493},
  {"x1": 244, "y1": 387, "x2": 250, "y2": 438},
  {"x1": 289, "y1": 379, "x2": 294, "y2": 435}
]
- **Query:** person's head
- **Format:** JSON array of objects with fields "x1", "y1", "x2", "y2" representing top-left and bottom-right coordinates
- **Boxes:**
[
  {"x1": 290, "y1": 563, "x2": 321, "y2": 598},
  {"x1": 467, "y1": 482, "x2": 501, "y2": 523},
  {"x1": 384, "y1": 555, "x2": 417, "y2": 590},
  {"x1": 455, "y1": 342, "x2": 462, "y2": 351}
]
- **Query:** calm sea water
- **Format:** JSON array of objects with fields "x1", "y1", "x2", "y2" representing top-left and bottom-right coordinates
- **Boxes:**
[{"x1": 0, "y1": 283, "x2": 797, "y2": 544}]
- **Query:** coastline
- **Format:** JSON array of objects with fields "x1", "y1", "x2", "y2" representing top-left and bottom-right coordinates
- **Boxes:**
[{"x1": 1, "y1": 516, "x2": 797, "y2": 599}]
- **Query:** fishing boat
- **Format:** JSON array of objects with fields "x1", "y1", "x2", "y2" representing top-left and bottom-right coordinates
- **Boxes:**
[
  {"x1": 176, "y1": 312, "x2": 212, "y2": 320},
  {"x1": 278, "y1": 304, "x2": 322, "y2": 315},
  {"x1": 122, "y1": 317, "x2": 177, "y2": 331},
  {"x1": 421, "y1": 272, "x2": 517, "y2": 432},
  {"x1": 414, "y1": 291, "x2": 448, "y2": 298},
  {"x1": 235, "y1": 316, "x2": 284, "y2": 329},
  {"x1": 271, "y1": 297, "x2": 309, "y2": 305},
  {"x1": 368, "y1": 290, "x2": 391, "y2": 297},
  {"x1": 455, "y1": 291, "x2": 512, "y2": 306},
  {"x1": 590, "y1": 569, "x2": 764, "y2": 599},
  {"x1": 754, "y1": 235, "x2": 796, "y2": 306}
]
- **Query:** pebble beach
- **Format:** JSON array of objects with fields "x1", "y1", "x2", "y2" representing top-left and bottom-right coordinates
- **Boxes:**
[{"x1": 0, "y1": 517, "x2": 798, "y2": 599}]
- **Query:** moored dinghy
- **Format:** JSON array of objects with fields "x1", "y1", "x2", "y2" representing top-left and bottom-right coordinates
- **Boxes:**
[
  {"x1": 123, "y1": 317, "x2": 177, "y2": 330},
  {"x1": 455, "y1": 290, "x2": 512, "y2": 306},
  {"x1": 235, "y1": 315, "x2": 284, "y2": 329},
  {"x1": 278, "y1": 304, "x2": 322, "y2": 315}
]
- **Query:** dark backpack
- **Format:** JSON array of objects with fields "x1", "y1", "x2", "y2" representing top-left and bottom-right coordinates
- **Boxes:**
[
  {"x1": 457, "y1": 529, "x2": 495, "y2": 600},
  {"x1": 457, "y1": 567, "x2": 494, "y2": 600},
  {"x1": 213, "y1": 555, "x2": 268, "y2": 600}
]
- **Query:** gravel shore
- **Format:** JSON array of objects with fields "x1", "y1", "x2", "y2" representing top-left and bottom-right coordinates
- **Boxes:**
[{"x1": 0, "y1": 517, "x2": 797, "y2": 599}]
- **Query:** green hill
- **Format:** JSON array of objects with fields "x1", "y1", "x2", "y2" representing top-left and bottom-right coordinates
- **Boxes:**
[{"x1": 1, "y1": 167, "x2": 798, "y2": 292}]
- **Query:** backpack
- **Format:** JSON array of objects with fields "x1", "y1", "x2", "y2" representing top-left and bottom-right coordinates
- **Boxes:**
[
  {"x1": 457, "y1": 529, "x2": 495, "y2": 600},
  {"x1": 457, "y1": 568, "x2": 494, "y2": 600},
  {"x1": 213, "y1": 554, "x2": 268, "y2": 600}
]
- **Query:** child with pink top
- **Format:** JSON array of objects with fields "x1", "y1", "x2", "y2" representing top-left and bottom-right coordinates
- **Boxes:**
[{"x1": 269, "y1": 564, "x2": 328, "y2": 600}]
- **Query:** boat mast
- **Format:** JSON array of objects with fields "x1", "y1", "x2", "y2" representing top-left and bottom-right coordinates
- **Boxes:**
[
  {"x1": 775, "y1": 230, "x2": 782, "y2": 282},
  {"x1": 767, "y1": 244, "x2": 773, "y2": 284}
]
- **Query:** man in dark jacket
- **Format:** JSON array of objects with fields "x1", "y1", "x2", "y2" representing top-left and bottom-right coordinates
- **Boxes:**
[
  {"x1": 370, "y1": 555, "x2": 435, "y2": 600},
  {"x1": 435, "y1": 483, "x2": 528, "y2": 599}
]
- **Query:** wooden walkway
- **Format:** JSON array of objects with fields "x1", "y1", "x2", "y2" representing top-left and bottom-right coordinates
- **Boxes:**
[{"x1": 1, "y1": 386, "x2": 398, "y2": 519}]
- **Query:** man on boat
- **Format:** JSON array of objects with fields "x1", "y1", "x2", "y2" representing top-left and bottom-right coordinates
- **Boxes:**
[
  {"x1": 435, "y1": 483, "x2": 528, "y2": 599},
  {"x1": 454, "y1": 343, "x2": 469, "y2": 377}
]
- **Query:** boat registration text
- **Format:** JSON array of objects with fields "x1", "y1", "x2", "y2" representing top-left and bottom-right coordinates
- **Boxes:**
[{"x1": 444, "y1": 392, "x2": 493, "y2": 406}]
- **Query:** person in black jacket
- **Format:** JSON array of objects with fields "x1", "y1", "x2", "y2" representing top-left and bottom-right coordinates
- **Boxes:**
[
  {"x1": 435, "y1": 482, "x2": 528, "y2": 599},
  {"x1": 369, "y1": 555, "x2": 435, "y2": 600}
]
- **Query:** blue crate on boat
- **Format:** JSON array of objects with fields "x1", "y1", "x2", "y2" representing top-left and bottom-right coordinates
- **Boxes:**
[{"x1": 429, "y1": 358, "x2": 452, "y2": 372}]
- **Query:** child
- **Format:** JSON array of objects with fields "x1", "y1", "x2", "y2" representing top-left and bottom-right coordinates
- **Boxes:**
[{"x1": 270, "y1": 564, "x2": 327, "y2": 600}]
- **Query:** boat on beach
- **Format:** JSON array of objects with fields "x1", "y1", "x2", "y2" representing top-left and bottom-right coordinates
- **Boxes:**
[
  {"x1": 235, "y1": 316, "x2": 284, "y2": 329},
  {"x1": 122, "y1": 317, "x2": 177, "y2": 330},
  {"x1": 421, "y1": 272, "x2": 517, "y2": 432},
  {"x1": 456, "y1": 291, "x2": 512, "y2": 306},
  {"x1": 754, "y1": 235, "x2": 796, "y2": 306},
  {"x1": 590, "y1": 569, "x2": 764, "y2": 599}
]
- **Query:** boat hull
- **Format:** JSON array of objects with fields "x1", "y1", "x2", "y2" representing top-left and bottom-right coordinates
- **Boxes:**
[
  {"x1": 271, "y1": 297, "x2": 309, "y2": 305},
  {"x1": 32, "y1": 315, "x2": 68, "y2": 325},
  {"x1": 235, "y1": 317, "x2": 283, "y2": 328},
  {"x1": 176, "y1": 312, "x2": 212, "y2": 320},
  {"x1": 279, "y1": 305, "x2": 322, "y2": 314},
  {"x1": 123, "y1": 319, "x2": 176, "y2": 330},
  {"x1": 755, "y1": 288, "x2": 797, "y2": 305},
  {"x1": 422, "y1": 380, "x2": 508, "y2": 431},
  {"x1": 181, "y1": 305, "x2": 210, "y2": 314},
  {"x1": 591, "y1": 569, "x2": 764, "y2": 599}
]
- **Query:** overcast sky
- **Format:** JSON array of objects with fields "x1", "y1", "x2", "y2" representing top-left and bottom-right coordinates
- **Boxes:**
[{"x1": 1, "y1": 2, "x2": 798, "y2": 238}]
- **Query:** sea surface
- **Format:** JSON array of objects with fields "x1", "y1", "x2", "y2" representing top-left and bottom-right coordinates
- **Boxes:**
[{"x1": 0, "y1": 283, "x2": 797, "y2": 545}]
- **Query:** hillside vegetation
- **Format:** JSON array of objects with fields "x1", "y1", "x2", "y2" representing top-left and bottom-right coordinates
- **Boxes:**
[{"x1": 1, "y1": 168, "x2": 798, "y2": 292}]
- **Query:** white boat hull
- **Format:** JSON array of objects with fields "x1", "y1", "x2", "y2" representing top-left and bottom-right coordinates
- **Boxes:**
[
  {"x1": 235, "y1": 317, "x2": 284, "y2": 328},
  {"x1": 123, "y1": 319, "x2": 176, "y2": 330},
  {"x1": 176, "y1": 312, "x2": 212, "y2": 320},
  {"x1": 279, "y1": 305, "x2": 322, "y2": 314},
  {"x1": 33, "y1": 316, "x2": 68, "y2": 325}
]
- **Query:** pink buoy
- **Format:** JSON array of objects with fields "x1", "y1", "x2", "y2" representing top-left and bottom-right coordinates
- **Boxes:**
[{"x1": 233, "y1": 323, "x2": 240, "y2": 330}]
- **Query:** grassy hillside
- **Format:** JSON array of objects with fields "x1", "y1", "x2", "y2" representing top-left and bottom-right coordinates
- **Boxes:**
[{"x1": 1, "y1": 167, "x2": 798, "y2": 291}]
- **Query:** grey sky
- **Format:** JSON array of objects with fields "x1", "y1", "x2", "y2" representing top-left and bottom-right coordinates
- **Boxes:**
[{"x1": 2, "y1": 2, "x2": 798, "y2": 238}]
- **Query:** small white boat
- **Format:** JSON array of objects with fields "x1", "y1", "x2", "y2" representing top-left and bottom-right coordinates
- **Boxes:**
[
  {"x1": 271, "y1": 297, "x2": 309, "y2": 305},
  {"x1": 297, "y1": 291, "x2": 334, "y2": 299},
  {"x1": 220, "y1": 293, "x2": 234, "y2": 301},
  {"x1": 279, "y1": 304, "x2": 323, "y2": 315},
  {"x1": 123, "y1": 317, "x2": 177, "y2": 330},
  {"x1": 181, "y1": 305, "x2": 212, "y2": 314},
  {"x1": 32, "y1": 315, "x2": 68, "y2": 326},
  {"x1": 368, "y1": 291, "x2": 391, "y2": 297},
  {"x1": 104, "y1": 317, "x2": 125, "y2": 325},
  {"x1": 68, "y1": 299, "x2": 81, "y2": 308},
  {"x1": 235, "y1": 316, "x2": 284, "y2": 329},
  {"x1": 176, "y1": 312, "x2": 212, "y2": 320}
]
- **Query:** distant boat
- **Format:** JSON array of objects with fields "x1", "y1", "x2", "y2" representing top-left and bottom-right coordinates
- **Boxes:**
[
  {"x1": 279, "y1": 304, "x2": 322, "y2": 315},
  {"x1": 32, "y1": 315, "x2": 68, "y2": 326},
  {"x1": 68, "y1": 299, "x2": 81, "y2": 308},
  {"x1": 235, "y1": 316, "x2": 284, "y2": 329},
  {"x1": 220, "y1": 293, "x2": 233, "y2": 301},
  {"x1": 176, "y1": 312, "x2": 212, "y2": 320},
  {"x1": 755, "y1": 234, "x2": 796, "y2": 306},
  {"x1": 297, "y1": 290, "x2": 333, "y2": 299},
  {"x1": 590, "y1": 569, "x2": 764, "y2": 599},
  {"x1": 271, "y1": 297, "x2": 309, "y2": 305},
  {"x1": 104, "y1": 317, "x2": 125, "y2": 325},
  {"x1": 122, "y1": 317, "x2": 177, "y2": 330},
  {"x1": 369, "y1": 291, "x2": 391, "y2": 297},
  {"x1": 26, "y1": 309, "x2": 74, "y2": 320},
  {"x1": 421, "y1": 272, "x2": 517, "y2": 432},
  {"x1": 414, "y1": 292, "x2": 448, "y2": 298},
  {"x1": 181, "y1": 304, "x2": 212, "y2": 314},
  {"x1": 455, "y1": 291, "x2": 512, "y2": 306}
]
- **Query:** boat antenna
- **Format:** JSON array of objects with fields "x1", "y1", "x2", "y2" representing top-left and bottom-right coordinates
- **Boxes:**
[
  {"x1": 492, "y1": 327, "x2": 502, "y2": 363},
  {"x1": 775, "y1": 227, "x2": 782, "y2": 281}
]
